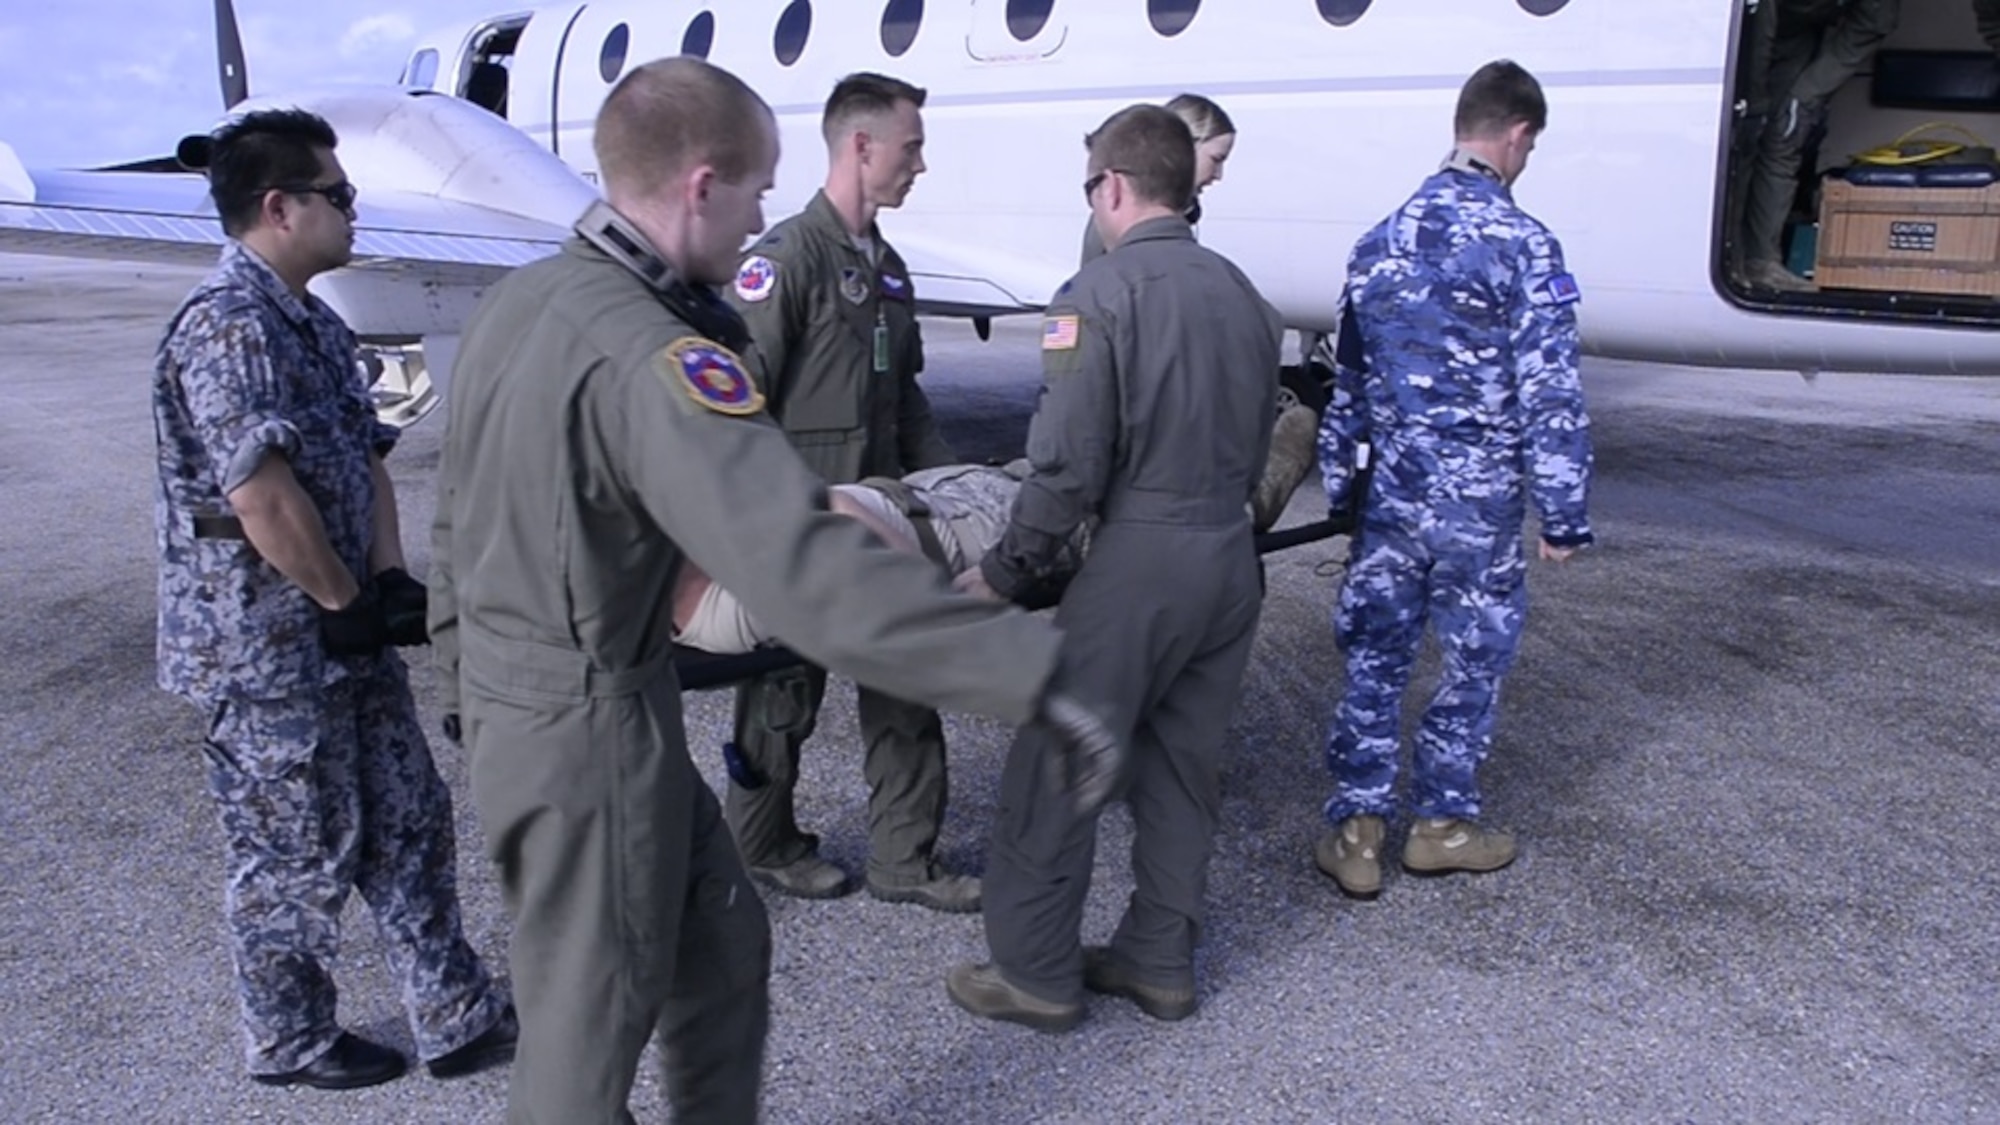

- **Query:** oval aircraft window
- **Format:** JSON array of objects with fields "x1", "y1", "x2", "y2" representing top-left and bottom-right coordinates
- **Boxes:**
[
  {"x1": 599, "y1": 24, "x2": 630, "y2": 83},
  {"x1": 1518, "y1": 0, "x2": 1570, "y2": 13},
  {"x1": 1316, "y1": 0, "x2": 1371, "y2": 26},
  {"x1": 682, "y1": 10, "x2": 716, "y2": 59},
  {"x1": 1006, "y1": 0, "x2": 1054, "y2": 42},
  {"x1": 881, "y1": 0, "x2": 923, "y2": 57},
  {"x1": 775, "y1": 1, "x2": 813, "y2": 66},
  {"x1": 1148, "y1": 0, "x2": 1199, "y2": 37}
]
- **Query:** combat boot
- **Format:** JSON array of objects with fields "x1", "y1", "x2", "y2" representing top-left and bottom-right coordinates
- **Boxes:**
[
  {"x1": 867, "y1": 864, "x2": 981, "y2": 913},
  {"x1": 749, "y1": 854, "x2": 852, "y2": 899},
  {"x1": 1083, "y1": 946, "x2": 1197, "y2": 1021},
  {"x1": 945, "y1": 963, "x2": 1083, "y2": 1033},
  {"x1": 1402, "y1": 817, "x2": 1517, "y2": 875},
  {"x1": 1745, "y1": 258, "x2": 1814, "y2": 294},
  {"x1": 1250, "y1": 404, "x2": 1319, "y2": 532},
  {"x1": 1313, "y1": 814, "x2": 1385, "y2": 898}
]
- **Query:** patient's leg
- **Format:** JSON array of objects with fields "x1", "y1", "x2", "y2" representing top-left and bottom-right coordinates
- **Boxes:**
[{"x1": 828, "y1": 484, "x2": 923, "y2": 556}]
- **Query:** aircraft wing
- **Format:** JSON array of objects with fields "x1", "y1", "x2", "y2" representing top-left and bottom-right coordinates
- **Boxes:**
[
  {"x1": 893, "y1": 227, "x2": 1067, "y2": 318},
  {"x1": 0, "y1": 143, "x2": 566, "y2": 289}
]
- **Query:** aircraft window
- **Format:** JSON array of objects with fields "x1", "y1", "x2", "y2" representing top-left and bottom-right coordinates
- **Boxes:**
[
  {"x1": 405, "y1": 48, "x2": 439, "y2": 90},
  {"x1": 600, "y1": 24, "x2": 630, "y2": 83},
  {"x1": 1315, "y1": 0, "x2": 1371, "y2": 26},
  {"x1": 775, "y1": 1, "x2": 812, "y2": 66},
  {"x1": 1517, "y1": 0, "x2": 1570, "y2": 13},
  {"x1": 881, "y1": 0, "x2": 923, "y2": 57},
  {"x1": 1148, "y1": 0, "x2": 1199, "y2": 37},
  {"x1": 683, "y1": 10, "x2": 716, "y2": 59},
  {"x1": 1006, "y1": 0, "x2": 1053, "y2": 42}
]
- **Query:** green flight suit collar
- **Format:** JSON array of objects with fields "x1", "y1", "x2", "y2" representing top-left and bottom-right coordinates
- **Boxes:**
[
  {"x1": 803, "y1": 189, "x2": 886, "y2": 257},
  {"x1": 1116, "y1": 215, "x2": 1196, "y2": 249}
]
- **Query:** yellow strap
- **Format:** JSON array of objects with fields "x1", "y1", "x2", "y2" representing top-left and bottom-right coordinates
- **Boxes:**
[{"x1": 1851, "y1": 121, "x2": 1993, "y2": 166}]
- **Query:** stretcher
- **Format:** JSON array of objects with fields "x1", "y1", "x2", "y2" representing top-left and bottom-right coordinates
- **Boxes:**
[{"x1": 669, "y1": 510, "x2": 1356, "y2": 691}]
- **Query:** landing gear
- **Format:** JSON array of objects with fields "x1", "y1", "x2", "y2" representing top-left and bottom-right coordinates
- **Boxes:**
[
  {"x1": 360, "y1": 345, "x2": 441, "y2": 431},
  {"x1": 1278, "y1": 331, "x2": 1334, "y2": 417}
]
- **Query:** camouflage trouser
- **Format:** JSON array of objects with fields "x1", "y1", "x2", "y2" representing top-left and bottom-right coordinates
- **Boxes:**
[
  {"x1": 199, "y1": 658, "x2": 506, "y2": 1075},
  {"x1": 1324, "y1": 505, "x2": 1527, "y2": 823}
]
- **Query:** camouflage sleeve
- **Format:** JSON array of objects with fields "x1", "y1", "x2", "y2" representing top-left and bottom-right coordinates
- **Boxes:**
[
  {"x1": 333, "y1": 317, "x2": 399, "y2": 456},
  {"x1": 1318, "y1": 292, "x2": 1370, "y2": 516},
  {"x1": 1790, "y1": 0, "x2": 1900, "y2": 104},
  {"x1": 176, "y1": 302, "x2": 303, "y2": 495},
  {"x1": 1511, "y1": 228, "x2": 1593, "y2": 547},
  {"x1": 980, "y1": 291, "x2": 1117, "y2": 600},
  {"x1": 726, "y1": 241, "x2": 802, "y2": 410}
]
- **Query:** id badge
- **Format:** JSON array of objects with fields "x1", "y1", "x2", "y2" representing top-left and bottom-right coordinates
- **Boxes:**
[{"x1": 872, "y1": 321, "x2": 889, "y2": 373}]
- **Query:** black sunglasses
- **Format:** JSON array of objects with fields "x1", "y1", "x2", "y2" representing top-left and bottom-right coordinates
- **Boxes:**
[
  {"x1": 1083, "y1": 168, "x2": 1129, "y2": 203},
  {"x1": 274, "y1": 180, "x2": 358, "y2": 212}
]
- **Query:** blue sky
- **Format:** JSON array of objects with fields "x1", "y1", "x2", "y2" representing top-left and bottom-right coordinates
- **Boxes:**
[{"x1": 0, "y1": 0, "x2": 502, "y2": 167}]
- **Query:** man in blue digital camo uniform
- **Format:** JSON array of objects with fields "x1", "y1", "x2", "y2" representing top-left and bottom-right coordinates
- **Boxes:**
[
  {"x1": 154, "y1": 109, "x2": 514, "y2": 1088},
  {"x1": 1313, "y1": 61, "x2": 1594, "y2": 900},
  {"x1": 947, "y1": 104, "x2": 1281, "y2": 1032}
]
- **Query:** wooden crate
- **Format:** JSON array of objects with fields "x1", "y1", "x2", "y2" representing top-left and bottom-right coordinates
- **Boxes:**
[{"x1": 1815, "y1": 178, "x2": 2000, "y2": 298}]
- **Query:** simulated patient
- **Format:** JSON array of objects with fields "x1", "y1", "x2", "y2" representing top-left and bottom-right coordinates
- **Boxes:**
[{"x1": 674, "y1": 402, "x2": 1319, "y2": 654}]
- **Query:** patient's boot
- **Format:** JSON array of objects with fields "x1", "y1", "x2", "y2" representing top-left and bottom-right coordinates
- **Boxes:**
[{"x1": 1250, "y1": 404, "x2": 1319, "y2": 532}]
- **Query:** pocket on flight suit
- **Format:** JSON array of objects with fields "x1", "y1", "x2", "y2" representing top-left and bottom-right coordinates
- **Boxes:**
[{"x1": 757, "y1": 667, "x2": 818, "y2": 735}]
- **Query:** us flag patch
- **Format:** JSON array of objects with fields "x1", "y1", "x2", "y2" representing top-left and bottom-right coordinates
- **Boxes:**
[{"x1": 1042, "y1": 314, "x2": 1079, "y2": 350}]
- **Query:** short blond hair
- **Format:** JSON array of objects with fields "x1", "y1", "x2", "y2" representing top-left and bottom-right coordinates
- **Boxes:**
[{"x1": 594, "y1": 57, "x2": 771, "y2": 199}]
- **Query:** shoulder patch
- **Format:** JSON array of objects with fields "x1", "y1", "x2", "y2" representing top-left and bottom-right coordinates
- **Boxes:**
[
  {"x1": 655, "y1": 337, "x2": 765, "y2": 416},
  {"x1": 1535, "y1": 272, "x2": 1582, "y2": 306},
  {"x1": 734, "y1": 256, "x2": 777, "y2": 303},
  {"x1": 1042, "y1": 314, "x2": 1080, "y2": 351},
  {"x1": 880, "y1": 272, "x2": 910, "y2": 301}
]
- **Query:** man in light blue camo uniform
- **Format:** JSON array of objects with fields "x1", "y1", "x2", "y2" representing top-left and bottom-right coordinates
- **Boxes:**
[
  {"x1": 155, "y1": 109, "x2": 513, "y2": 1089},
  {"x1": 1313, "y1": 61, "x2": 1593, "y2": 899}
]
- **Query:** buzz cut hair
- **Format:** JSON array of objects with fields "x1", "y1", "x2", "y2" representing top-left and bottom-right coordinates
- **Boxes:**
[
  {"x1": 822, "y1": 72, "x2": 927, "y2": 144},
  {"x1": 1084, "y1": 104, "x2": 1196, "y2": 214},
  {"x1": 203, "y1": 109, "x2": 339, "y2": 237},
  {"x1": 1454, "y1": 59, "x2": 1548, "y2": 140},
  {"x1": 594, "y1": 57, "x2": 772, "y2": 201}
]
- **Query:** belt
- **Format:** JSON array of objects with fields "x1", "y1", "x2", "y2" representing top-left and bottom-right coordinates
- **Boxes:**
[
  {"x1": 857, "y1": 476, "x2": 950, "y2": 567},
  {"x1": 192, "y1": 514, "x2": 246, "y2": 540}
]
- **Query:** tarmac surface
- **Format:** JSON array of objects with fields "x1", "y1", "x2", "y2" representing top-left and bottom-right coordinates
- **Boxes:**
[{"x1": 1, "y1": 253, "x2": 1997, "y2": 1123}]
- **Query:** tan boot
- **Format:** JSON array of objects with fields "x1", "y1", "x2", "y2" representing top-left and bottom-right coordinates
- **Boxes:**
[
  {"x1": 1745, "y1": 258, "x2": 1814, "y2": 294},
  {"x1": 1313, "y1": 814, "x2": 1385, "y2": 898},
  {"x1": 945, "y1": 963, "x2": 1084, "y2": 1033},
  {"x1": 1403, "y1": 817, "x2": 1517, "y2": 875},
  {"x1": 1250, "y1": 404, "x2": 1319, "y2": 532}
]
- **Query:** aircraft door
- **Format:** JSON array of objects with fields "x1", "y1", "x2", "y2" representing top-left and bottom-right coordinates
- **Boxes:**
[
  {"x1": 967, "y1": 0, "x2": 1070, "y2": 62},
  {"x1": 550, "y1": 5, "x2": 640, "y2": 177},
  {"x1": 511, "y1": 4, "x2": 586, "y2": 153}
]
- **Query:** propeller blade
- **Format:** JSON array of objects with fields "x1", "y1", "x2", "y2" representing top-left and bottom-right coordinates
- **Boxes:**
[{"x1": 215, "y1": 0, "x2": 249, "y2": 107}]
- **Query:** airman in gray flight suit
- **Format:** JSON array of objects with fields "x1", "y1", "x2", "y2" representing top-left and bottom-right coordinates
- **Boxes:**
[
  {"x1": 947, "y1": 104, "x2": 1282, "y2": 1032},
  {"x1": 431, "y1": 59, "x2": 1115, "y2": 1122},
  {"x1": 1739, "y1": 0, "x2": 1901, "y2": 291},
  {"x1": 726, "y1": 72, "x2": 971, "y2": 911}
]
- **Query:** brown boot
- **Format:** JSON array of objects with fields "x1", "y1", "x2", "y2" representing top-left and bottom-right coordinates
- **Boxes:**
[
  {"x1": 1250, "y1": 404, "x2": 1319, "y2": 532},
  {"x1": 945, "y1": 963, "x2": 1083, "y2": 1033},
  {"x1": 1313, "y1": 814, "x2": 1385, "y2": 898},
  {"x1": 1402, "y1": 817, "x2": 1517, "y2": 875}
]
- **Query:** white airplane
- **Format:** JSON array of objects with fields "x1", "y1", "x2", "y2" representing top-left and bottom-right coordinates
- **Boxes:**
[{"x1": 3, "y1": 0, "x2": 1997, "y2": 429}]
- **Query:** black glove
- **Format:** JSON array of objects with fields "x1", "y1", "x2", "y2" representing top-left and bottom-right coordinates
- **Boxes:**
[
  {"x1": 1033, "y1": 692, "x2": 1123, "y2": 816},
  {"x1": 320, "y1": 588, "x2": 389, "y2": 656},
  {"x1": 374, "y1": 566, "x2": 430, "y2": 647},
  {"x1": 441, "y1": 713, "x2": 462, "y2": 747}
]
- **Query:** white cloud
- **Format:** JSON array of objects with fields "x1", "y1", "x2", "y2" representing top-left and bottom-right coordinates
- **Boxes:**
[{"x1": 340, "y1": 14, "x2": 417, "y2": 61}]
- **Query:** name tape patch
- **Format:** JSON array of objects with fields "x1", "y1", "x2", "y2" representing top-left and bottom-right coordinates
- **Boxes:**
[
  {"x1": 1042, "y1": 314, "x2": 1080, "y2": 351},
  {"x1": 657, "y1": 336, "x2": 765, "y2": 416},
  {"x1": 734, "y1": 255, "x2": 777, "y2": 303},
  {"x1": 880, "y1": 273, "x2": 910, "y2": 301}
]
